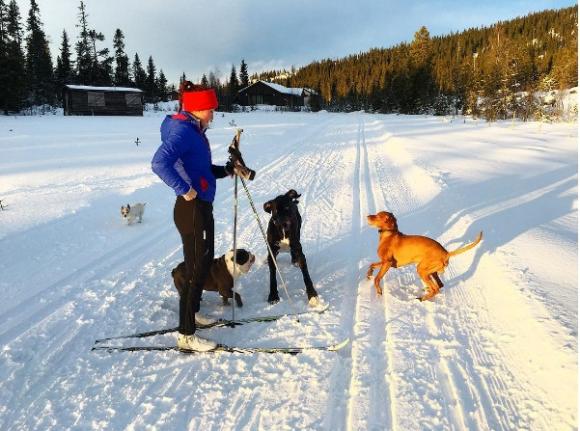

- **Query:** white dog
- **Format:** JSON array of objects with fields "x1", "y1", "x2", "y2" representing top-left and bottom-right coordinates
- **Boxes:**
[{"x1": 121, "y1": 203, "x2": 146, "y2": 225}]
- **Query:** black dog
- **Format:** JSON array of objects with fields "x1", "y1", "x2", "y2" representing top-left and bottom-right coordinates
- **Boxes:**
[
  {"x1": 264, "y1": 189, "x2": 318, "y2": 305},
  {"x1": 172, "y1": 249, "x2": 255, "y2": 307}
]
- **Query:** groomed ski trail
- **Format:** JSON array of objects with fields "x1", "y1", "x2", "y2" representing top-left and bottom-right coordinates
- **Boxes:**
[{"x1": 343, "y1": 114, "x2": 395, "y2": 431}]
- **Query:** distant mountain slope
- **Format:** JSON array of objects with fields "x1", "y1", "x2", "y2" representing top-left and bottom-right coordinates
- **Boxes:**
[{"x1": 255, "y1": 6, "x2": 577, "y2": 117}]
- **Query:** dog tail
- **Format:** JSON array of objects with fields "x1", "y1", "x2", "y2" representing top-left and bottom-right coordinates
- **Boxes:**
[{"x1": 448, "y1": 231, "x2": 483, "y2": 257}]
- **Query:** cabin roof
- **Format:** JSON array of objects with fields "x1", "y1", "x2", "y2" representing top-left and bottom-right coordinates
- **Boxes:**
[
  {"x1": 64, "y1": 85, "x2": 143, "y2": 93},
  {"x1": 238, "y1": 80, "x2": 307, "y2": 96}
]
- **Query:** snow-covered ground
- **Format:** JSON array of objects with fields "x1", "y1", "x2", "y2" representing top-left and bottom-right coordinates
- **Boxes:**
[{"x1": 0, "y1": 110, "x2": 576, "y2": 430}]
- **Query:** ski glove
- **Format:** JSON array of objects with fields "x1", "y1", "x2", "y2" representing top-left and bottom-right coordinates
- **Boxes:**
[
  {"x1": 225, "y1": 160, "x2": 235, "y2": 176},
  {"x1": 232, "y1": 160, "x2": 255, "y2": 180}
]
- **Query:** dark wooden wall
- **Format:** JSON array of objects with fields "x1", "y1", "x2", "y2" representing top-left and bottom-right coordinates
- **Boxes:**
[{"x1": 63, "y1": 89, "x2": 144, "y2": 116}]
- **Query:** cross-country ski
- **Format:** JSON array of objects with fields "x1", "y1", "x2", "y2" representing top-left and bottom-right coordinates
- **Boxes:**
[
  {"x1": 92, "y1": 337, "x2": 349, "y2": 354},
  {"x1": 93, "y1": 303, "x2": 329, "y2": 344}
]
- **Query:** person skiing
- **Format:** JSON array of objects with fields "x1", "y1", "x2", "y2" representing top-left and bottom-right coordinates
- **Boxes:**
[{"x1": 151, "y1": 81, "x2": 250, "y2": 352}]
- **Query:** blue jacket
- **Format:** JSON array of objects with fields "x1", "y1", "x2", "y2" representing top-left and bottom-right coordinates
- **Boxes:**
[{"x1": 151, "y1": 112, "x2": 227, "y2": 202}]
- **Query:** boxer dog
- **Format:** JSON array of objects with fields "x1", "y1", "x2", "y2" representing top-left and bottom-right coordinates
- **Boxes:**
[{"x1": 172, "y1": 249, "x2": 255, "y2": 307}]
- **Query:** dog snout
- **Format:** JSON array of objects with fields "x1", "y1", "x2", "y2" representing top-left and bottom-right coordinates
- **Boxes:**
[{"x1": 367, "y1": 214, "x2": 379, "y2": 225}]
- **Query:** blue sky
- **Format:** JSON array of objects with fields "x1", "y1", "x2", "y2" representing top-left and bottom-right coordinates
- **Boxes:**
[{"x1": 16, "y1": 0, "x2": 578, "y2": 84}]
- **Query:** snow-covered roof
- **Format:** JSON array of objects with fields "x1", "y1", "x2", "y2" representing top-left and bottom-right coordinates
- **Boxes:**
[
  {"x1": 64, "y1": 85, "x2": 143, "y2": 93},
  {"x1": 260, "y1": 81, "x2": 304, "y2": 96},
  {"x1": 239, "y1": 80, "x2": 309, "y2": 96}
]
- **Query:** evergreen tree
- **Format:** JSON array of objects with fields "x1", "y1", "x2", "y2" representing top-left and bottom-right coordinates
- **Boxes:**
[
  {"x1": 55, "y1": 30, "x2": 73, "y2": 92},
  {"x1": 88, "y1": 29, "x2": 112, "y2": 85},
  {"x1": 75, "y1": 1, "x2": 92, "y2": 84},
  {"x1": 480, "y1": 26, "x2": 512, "y2": 121},
  {"x1": 409, "y1": 26, "x2": 435, "y2": 113},
  {"x1": 156, "y1": 69, "x2": 167, "y2": 101},
  {"x1": 228, "y1": 64, "x2": 238, "y2": 109},
  {"x1": 6, "y1": 0, "x2": 26, "y2": 110},
  {"x1": 0, "y1": 0, "x2": 26, "y2": 111},
  {"x1": 113, "y1": 28, "x2": 130, "y2": 86},
  {"x1": 0, "y1": 0, "x2": 10, "y2": 112},
  {"x1": 6, "y1": 0, "x2": 21, "y2": 45},
  {"x1": 200, "y1": 73, "x2": 208, "y2": 87},
  {"x1": 25, "y1": 0, "x2": 54, "y2": 105},
  {"x1": 208, "y1": 70, "x2": 219, "y2": 88},
  {"x1": 0, "y1": 0, "x2": 6, "y2": 47},
  {"x1": 132, "y1": 53, "x2": 146, "y2": 89},
  {"x1": 239, "y1": 59, "x2": 249, "y2": 88},
  {"x1": 550, "y1": 22, "x2": 578, "y2": 89},
  {"x1": 206, "y1": 69, "x2": 224, "y2": 105},
  {"x1": 166, "y1": 83, "x2": 176, "y2": 100},
  {"x1": 145, "y1": 55, "x2": 157, "y2": 101}
]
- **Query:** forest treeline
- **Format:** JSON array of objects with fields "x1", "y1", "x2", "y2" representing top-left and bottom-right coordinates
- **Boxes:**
[
  {"x1": 253, "y1": 6, "x2": 578, "y2": 120},
  {"x1": 0, "y1": 1, "x2": 577, "y2": 120},
  {"x1": 0, "y1": 0, "x2": 176, "y2": 113}
]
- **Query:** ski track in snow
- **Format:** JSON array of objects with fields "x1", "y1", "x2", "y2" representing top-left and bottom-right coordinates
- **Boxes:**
[
  {"x1": 343, "y1": 115, "x2": 393, "y2": 431},
  {"x1": 0, "y1": 112, "x2": 576, "y2": 430}
]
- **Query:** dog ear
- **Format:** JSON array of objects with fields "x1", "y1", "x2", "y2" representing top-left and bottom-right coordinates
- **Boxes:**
[
  {"x1": 286, "y1": 189, "x2": 301, "y2": 199},
  {"x1": 263, "y1": 200, "x2": 274, "y2": 213},
  {"x1": 235, "y1": 249, "x2": 249, "y2": 263},
  {"x1": 386, "y1": 212, "x2": 398, "y2": 230}
]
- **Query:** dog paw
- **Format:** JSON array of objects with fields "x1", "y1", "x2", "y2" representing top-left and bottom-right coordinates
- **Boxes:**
[
  {"x1": 308, "y1": 296, "x2": 321, "y2": 308},
  {"x1": 375, "y1": 287, "x2": 383, "y2": 296},
  {"x1": 235, "y1": 293, "x2": 243, "y2": 308},
  {"x1": 268, "y1": 292, "x2": 280, "y2": 304},
  {"x1": 418, "y1": 292, "x2": 435, "y2": 302}
]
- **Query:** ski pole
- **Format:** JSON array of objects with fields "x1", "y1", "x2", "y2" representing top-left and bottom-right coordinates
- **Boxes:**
[
  {"x1": 229, "y1": 129, "x2": 297, "y2": 314},
  {"x1": 231, "y1": 129, "x2": 242, "y2": 325}
]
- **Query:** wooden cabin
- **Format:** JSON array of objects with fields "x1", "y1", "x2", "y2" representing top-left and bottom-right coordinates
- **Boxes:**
[
  {"x1": 236, "y1": 81, "x2": 319, "y2": 109},
  {"x1": 63, "y1": 85, "x2": 144, "y2": 116}
]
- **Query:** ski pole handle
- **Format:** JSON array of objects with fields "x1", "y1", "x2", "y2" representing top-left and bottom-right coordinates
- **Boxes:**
[
  {"x1": 228, "y1": 129, "x2": 256, "y2": 181},
  {"x1": 228, "y1": 128, "x2": 243, "y2": 156}
]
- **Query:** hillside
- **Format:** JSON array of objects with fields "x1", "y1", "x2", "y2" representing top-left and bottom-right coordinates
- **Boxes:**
[{"x1": 256, "y1": 6, "x2": 578, "y2": 117}]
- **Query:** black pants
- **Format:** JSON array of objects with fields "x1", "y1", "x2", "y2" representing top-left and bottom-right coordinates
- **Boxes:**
[{"x1": 174, "y1": 196, "x2": 214, "y2": 335}]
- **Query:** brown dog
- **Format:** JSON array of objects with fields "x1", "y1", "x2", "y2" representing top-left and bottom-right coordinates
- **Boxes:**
[{"x1": 367, "y1": 211, "x2": 482, "y2": 301}]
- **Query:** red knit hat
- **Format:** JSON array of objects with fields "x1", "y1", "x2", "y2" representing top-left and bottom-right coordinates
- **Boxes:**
[{"x1": 181, "y1": 88, "x2": 218, "y2": 112}]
